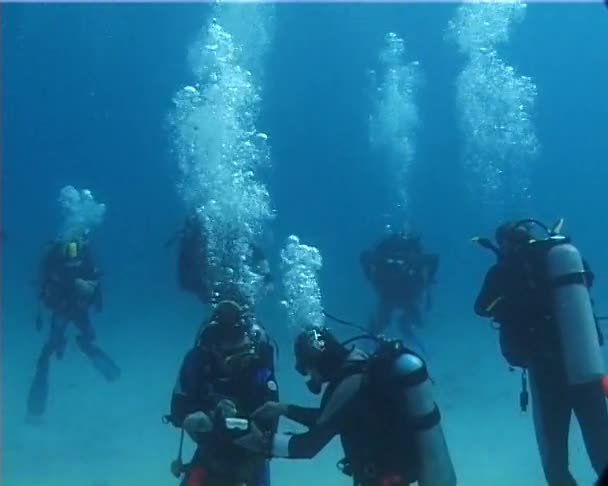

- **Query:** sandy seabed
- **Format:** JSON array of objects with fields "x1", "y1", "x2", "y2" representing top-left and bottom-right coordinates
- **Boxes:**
[{"x1": 2, "y1": 298, "x2": 605, "y2": 486}]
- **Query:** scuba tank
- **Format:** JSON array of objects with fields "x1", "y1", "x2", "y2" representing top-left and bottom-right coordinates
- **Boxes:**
[
  {"x1": 373, "y1": 340, "x2": 457, "y2": 486},
  {"x1": 541, "y1": 233, "x2": 604, "y2": 384},
  {"x1": 473, "y1": 218, "x2": 606, "y2": 385},
  {"x1": 342, "y1": 334, "x2": 457, "y2": 486}
]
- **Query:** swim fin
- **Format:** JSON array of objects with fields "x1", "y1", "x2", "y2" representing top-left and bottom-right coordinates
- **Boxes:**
[
  {"x1": 27, "y1": 363, "x2": 49, "y2": 417},
  {"x1": 88, "y1": 348, "x2": 121, "y2": 382}
]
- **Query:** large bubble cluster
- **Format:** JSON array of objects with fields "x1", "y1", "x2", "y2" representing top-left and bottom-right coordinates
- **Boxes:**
[
  {"x1": 280, "y1": 235, "x2": 324, "y2": 331},
  {"x1": 169, "y1": 7, "x2": 274, "y2": 306},
  {"x1": 57, "y1": 185, "x2": 106, "y2": 241},
  {"x1": 448, "y1": 0, "x2": 539, "y2": 212},
  {"x1": 369, "y1": 32, "x2": 422, "y2": 224},
  {"x1": 447, "y1": 1, "x2": 527, "y2": 54}
]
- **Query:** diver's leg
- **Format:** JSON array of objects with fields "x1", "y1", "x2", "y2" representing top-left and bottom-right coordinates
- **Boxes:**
[
  {"x1": 27, "y1": 315, "x2": 66, "y2": 417},
  {"x1": 75, "y1": 313, "x2": 121, "y2": 382},
  {"x1": 571, "y1": 380, "x2": 608, "y2": 478},
  {"x1": 529, "y1": 368, "x2": 577, "y2": 486}
]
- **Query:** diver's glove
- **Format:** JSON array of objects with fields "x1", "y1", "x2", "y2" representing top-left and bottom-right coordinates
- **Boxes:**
[
  {"x1": 213, "y1": 399, "x2": 237, "y2": 420},
  {"x1": 251, "y1": 401, "x2": 287, "y2": 423},
  {"x1": 233, "y1": 420, "x2": 272, "y2": 456},
  {"x1": 75, "y1": 278, "x2": 98, "y2": 300},
  {"x1": 211, "y1": 399, "x2": 246, "y2": 443},
  {"x1": 182, "y1": 411, "x2": 213, "y2": 443}
]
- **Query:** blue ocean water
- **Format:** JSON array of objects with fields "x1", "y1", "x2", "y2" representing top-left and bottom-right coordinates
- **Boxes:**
[{"x1": 1, "y1": 3, "x2": 607, "y2": 485}]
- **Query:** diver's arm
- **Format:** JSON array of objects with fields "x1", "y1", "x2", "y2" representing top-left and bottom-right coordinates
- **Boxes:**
[
  {"x1": 270, "y1": 423, "x2": 336, "y2": 459},
  {"x1": 284, "y1": 405, "x2": 321, "y2": 427},
  {"x1": 169, "y1": 348, "x2": 222, "y2": 427},
  {"x1": 169, "y1": 350, "x2": 201, "y2": 427},
  {"x1": 37, "y1": 245, "x2": 57, "y2": 298},
  {"x1": 474, "y1": 265, "x2": 504, "y2": 318},
  {"x1": 270, "y1": 374, "x2": 361, "y2": 459}
]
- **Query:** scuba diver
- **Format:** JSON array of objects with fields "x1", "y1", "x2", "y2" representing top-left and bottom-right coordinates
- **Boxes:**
[
  {"x1": 172, "y1": 211, "x2": 273, "y2": 305},
  {"x1": 473, "y1": 218, "x2": 608, "y2": 486},
  {"x1": 360, "y1": 232, "x2": 439, "y2": 335},
  {"x1": 165, "y1": 299, "x2": 279, "y2": 486},
  {"x1": 233, "y1": 326, "x2": 457, "y2": 486},
  {"x1": 28, "y1": 233, "x2": 120, "y2": 418}
]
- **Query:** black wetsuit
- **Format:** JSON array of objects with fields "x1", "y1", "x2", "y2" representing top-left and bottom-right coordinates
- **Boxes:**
[
  {"x1": 28, "y1": 241, "x2": 120, "y2": 416},
  {"x1": 177, "y1": 214, "x2": 272, "y2": 304},
  {"x1": 169, "y1": 324, "x2": 278, "y2": 486},
  {"x1": 276, "y1": 355, "x2": 417, "y2": 486},
  {"x1": 362, "y1": 234, "x2": 438, "y2": 335},
  {"x1": 475, "y1": 257, "x2": 608, "y2": 486}
]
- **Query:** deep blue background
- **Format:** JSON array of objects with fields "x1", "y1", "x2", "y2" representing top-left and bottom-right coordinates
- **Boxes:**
[
  {"x1": 1, "y1": 4, "x2": 608, "y2": 484},
  {"x1": 2, "y1": 1, "x2": 608, "y2": 364}
]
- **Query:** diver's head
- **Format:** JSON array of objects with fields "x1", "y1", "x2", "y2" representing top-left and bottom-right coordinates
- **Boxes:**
[
  {"x1": 293, "y1": 326, "x2": 349, "y2": 395},
  {"x1": 495, "y1": 221, "x2": 532, "y2": 258},
  {"x1": 205, "y1": 299, "x2": 259, "y2": 373},
  {"x1": 208, "y1": 299, "x2": 252, "y2": 345}
]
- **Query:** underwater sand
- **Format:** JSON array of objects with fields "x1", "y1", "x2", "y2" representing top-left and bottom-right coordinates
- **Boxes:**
[{"x1": 2, "y1": 290, "x2": 605, "y2": 486}]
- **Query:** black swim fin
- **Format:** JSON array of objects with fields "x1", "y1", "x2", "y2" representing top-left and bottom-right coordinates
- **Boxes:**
[
  {"x1": 88, "y1": 348, "x2": 121, "y2": 382},
  {"x1": 27, "y1": 365, "x2": 49, "y2": 417}
]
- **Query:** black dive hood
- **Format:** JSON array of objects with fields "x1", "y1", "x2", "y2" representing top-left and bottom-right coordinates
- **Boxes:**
[{"x1": 471, "y1": 217, "x2": 566, "y2": 257}]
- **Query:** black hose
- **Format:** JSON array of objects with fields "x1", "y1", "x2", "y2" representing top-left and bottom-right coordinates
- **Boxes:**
[{"x1": 322, "y1": 310, "x2": 369, "y2": 334}]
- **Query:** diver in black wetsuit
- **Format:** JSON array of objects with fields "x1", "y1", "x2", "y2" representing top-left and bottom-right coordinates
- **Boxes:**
[
  {"x1": 233, "y1": 326, "x2": 456, "y2": 486},
  {"x1": 28, "y1": 234, "x2": 120, "y2": 418},
  {"x1": 474, "y1": 219, "x2": 608, "y2": 486},
  {"x1": 361, "y1": 232, "x2": 438, "y2": 334},
  {"x1": 175, "y1": 211, "x2": 273, "y2": 305},
  {"x1": 165, "y1": 299, "x2": 279, "y2": 486}
]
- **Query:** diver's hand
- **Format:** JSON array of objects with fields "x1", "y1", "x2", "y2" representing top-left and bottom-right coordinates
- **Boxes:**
[
  {"x1": 251, "y1": 401, "x2": 287, "y2": 422},
  {"x1": 75, "y1": 278, "x2": 98, "y2": 299},
  {"x1": 214, "y1": 399, "x2": 237, "y2": 419},
  {"x1": 233, "y1": 421, "x2": 267, "y2": 454},
  {"x1": 183, "y1": 411, "x2": 213, "y2": 443},
  {"x1": 183, "y1": 411, "x2": 213, "y2": 434}
]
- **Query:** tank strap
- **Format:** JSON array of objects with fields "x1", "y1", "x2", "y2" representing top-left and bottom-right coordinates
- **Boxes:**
[
  {"x1": 408, "y1": 404, "x2": 441, "y2": 431},
  {"x1": 550, "y1": 271, "x2": 589, "y2": 288},
  {"x1": 390, "y1": 362, "x2": 429, "y2": 388}
]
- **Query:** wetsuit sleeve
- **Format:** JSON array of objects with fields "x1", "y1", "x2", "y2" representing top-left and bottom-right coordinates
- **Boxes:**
[
  {"x1": 271, "y1": 374, "x2": 362, "y2": 459},
  {"x1": 284, "y1": 406, "x2": 321, "y2": 427},
  {"x1": 474, "y1": 265, "x2": 505, "y2": 318},
  {"x1": 80, "y1": 250, "x2": 103, "y2": 310},
  {"x1": 169, "y1": 348, "x2": 224, "y2": 427}
]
